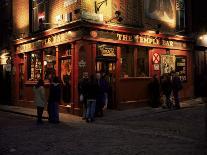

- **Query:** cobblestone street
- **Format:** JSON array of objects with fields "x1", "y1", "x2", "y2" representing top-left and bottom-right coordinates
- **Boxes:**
[{"x1": 0, "y1": 103, "x2": 207, "y2": 155}]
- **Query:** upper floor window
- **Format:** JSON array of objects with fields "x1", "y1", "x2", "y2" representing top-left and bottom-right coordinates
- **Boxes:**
[
  {"x1": 31, "y1": 0, "x2": 46, "y2": 32},
  {"x1": 176, "y1": 0, "x2": 185, "y2": 30}
]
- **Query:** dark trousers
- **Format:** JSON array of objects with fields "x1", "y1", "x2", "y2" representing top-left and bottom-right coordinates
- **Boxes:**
[
  {"x1": 37, "y1": 106, "x2": 44, "y2": 123},
  {"x1": 173, "y1": 91, "x2": 180, "y2": 108}
]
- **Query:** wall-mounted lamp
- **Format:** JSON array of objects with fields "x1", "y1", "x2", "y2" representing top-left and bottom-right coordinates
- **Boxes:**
[
  {"x1": 105, "y1": 11, "x2": 123, "y2": 23},
  {"x1": 95, "y1": 0, "x2": 107, "y2": 13}
]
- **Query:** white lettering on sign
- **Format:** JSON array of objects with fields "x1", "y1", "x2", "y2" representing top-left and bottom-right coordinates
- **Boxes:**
[{"x1": 64, "y1": 0, "x2": 77, "y2": 7}]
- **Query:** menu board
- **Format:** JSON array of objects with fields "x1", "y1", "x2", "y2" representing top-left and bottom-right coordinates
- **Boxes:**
[{"x1": 175, "y1": 56, "x2": 187, "y2": 82}]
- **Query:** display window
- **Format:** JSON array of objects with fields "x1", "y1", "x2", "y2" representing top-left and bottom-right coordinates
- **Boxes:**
[
  {"x1": 28, "y1": 51, "x2": 43, "y2": 80},
  {"x1": 136, "y1": 47, "x2": 149, "y2": 77},
  {"x1": 121, "y1": 46, "x2": 134, "y2": 77},
  {"x1": 27, "y1": 48, "x2": 56, "y2": 81},
  {"x1": 121, "y1": 46, "x2": 149, "y2": 78},
  {"x1": 44, "y1": 49, "x2": 56, "y2": 80}
]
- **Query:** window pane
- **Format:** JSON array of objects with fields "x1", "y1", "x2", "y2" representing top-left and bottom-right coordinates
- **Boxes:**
[
  {"x1": 121, "y1": 46, "x2": 134, "y2": 77},
  {"x1": 28, "y1": 51, "x2": 42, "y2": 80},
  {"x1": 136, "y1": 47, "x2": 149, "y2": 77},
  {"x1": 44, "y1": 49, "x2": 56, "y2": 80},
  {"x1": 32, "y1": 0, "x2": 46, "y2": 32}
]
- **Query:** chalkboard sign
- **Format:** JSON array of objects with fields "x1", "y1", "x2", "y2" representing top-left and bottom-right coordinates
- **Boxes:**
[{"x1": 175, "y1": 56, "x2": 187, "y2": 82}]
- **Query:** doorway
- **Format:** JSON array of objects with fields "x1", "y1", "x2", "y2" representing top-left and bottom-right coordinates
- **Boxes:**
[{"x1": 96, "y1": 60, "x2": 116, "y2": 109}]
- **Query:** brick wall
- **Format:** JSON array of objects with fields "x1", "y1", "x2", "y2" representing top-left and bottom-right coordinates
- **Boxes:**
[{"x1": 12, "y1": 0, "x2": 30, "y2": 37}]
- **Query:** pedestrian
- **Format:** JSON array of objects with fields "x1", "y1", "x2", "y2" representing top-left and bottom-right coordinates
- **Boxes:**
[
  {"x1": 33, "y1": 79, "x2": 46, "y2": 124},
  {"x1": 161, "y1": 73, "x2": 173, "y2": 109},
  {"x1": 48, "y1": 76, "x2": 61, "y2": 123},
  {"x1": 78, "y1": 72, "x2": 89, "y2": 120},
  {"x1": 148, "y1": 74, "x2": 161, "y2": 108},
  {"x1": 95, "y1": 72, "x2": 109, "y2": 117},
  {"x1": 85, "y1": 74, "x2": 98, "y2": 122},
  {"x1": 171, "y1": 71, "x2": 183, "y2": 109}
]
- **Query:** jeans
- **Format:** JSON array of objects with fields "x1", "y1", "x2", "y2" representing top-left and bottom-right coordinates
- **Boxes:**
[
  {"x1": 37, "y1": 106, "x2": 44, "y2": 123},
  {"x1": 86, "y1": 99, "x2": 96, "y2": 121}
]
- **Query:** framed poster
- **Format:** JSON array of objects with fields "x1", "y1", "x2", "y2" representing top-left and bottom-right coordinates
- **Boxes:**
[
  {"x1": 160, "y1": 54, "x2": 175, "y2": 75},
  {"x1": 175, "y1": 56, "x2": 187, "y2": 82}
]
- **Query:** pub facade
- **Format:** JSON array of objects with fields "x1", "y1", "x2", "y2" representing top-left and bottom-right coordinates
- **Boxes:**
[{"x1": 11, "y1": 0, "x2": 194, "y2": 114}]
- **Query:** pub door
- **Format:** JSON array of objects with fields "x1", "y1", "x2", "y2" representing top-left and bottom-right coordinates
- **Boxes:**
[{"x1": 96, "y1": 60, "x2": 116, "y2": 109}]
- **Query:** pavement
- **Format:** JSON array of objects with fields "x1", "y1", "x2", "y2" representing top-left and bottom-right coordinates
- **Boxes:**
[{"x1": 0, "y1": 98, "x2": 203, "y2": 123}]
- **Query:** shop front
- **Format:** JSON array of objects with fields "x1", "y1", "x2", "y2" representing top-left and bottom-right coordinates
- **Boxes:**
[
  {"x1": 84, "y1": 28, "x2": 194, "y2": 109},
  {"x1": 13, "y1": 22, "x2": 194, "y2": 114}
]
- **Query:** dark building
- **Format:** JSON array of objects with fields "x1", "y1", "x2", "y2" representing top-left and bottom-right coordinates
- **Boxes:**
[
  {"x1": 0, "y1": 0, "x2": 13, "y2": 105},
  {"x1": 191, "y1": 0, "x2": 207, "y2": 96}
]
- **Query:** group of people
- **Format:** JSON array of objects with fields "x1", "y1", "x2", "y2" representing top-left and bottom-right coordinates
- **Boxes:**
[
  {"x1": 148, "y1": 71, "x2": 183, "y2": 109},
  {"x1": 78, "y1": 72, "x2": 109, "y2": 123},
  {"x1": 33, "y1": 76, "x2": 61, "y2": 124}
]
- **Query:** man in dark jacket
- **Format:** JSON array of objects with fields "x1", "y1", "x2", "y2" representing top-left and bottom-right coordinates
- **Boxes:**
[
  {"x1": 85, "y1": 75, "x2": 99, "y2": 122},
  {"x1": 172, "y1": 71, "x2": 182, "y2": 109},
  {"x1": 78, "y1": 72, "x2": 89, "y2": 119}
]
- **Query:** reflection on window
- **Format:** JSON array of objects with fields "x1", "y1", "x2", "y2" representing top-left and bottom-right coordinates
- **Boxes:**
[
  {"x1": 32, "y1": 0, "x2": 46, "y2": 32},
  {"x1": 121, "y1": 46, "x2": 134, "y2": 77},
  {"x1": 28, "y1": 51, "x2": 42, "y2": 80},
  {"x1": 44, "y1": 49, "x2": 56, "y2": 80},
  {"x1": 136, "y1": 47, "x2": 149, "y2": 77}
]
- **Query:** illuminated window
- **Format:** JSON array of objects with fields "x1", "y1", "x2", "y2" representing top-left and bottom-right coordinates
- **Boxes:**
[
  {"x1": 27, "y1": 48, "x2": 56, "y2": 81},
  {"x1": 44, "y1": 49, "x2": 56, "y2": 80},
  {"x1": 28, "y1": 51, "x2": 43, "y2": 80},
  {"x1": 31, "y1": 0, "x2": 47, "y2": 32}
]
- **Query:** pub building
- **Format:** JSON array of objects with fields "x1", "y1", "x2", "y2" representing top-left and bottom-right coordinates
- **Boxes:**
[{"x1": 11, "y1": 0, "x2": 194, "y2": 114}]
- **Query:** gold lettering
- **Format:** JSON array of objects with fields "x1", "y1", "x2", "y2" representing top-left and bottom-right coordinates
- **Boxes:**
[
  {"x1": 122, "y1": 35, "x2": 128, "y2": 41},
  {"x1": 117, "y1": 34, "x2": 122, "y2": 40}
]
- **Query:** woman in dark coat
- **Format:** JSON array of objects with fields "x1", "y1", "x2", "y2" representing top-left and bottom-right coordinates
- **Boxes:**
[{"x1": 48, "y1": 76, "x2": 61, "y2": 123}]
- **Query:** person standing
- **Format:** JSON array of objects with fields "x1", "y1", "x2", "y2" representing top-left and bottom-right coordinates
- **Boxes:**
[
  {"x1": 172, "y1": 71, "x2": 182, "y2": 109},
  {"x1": 78, "y1": 72, "x2": 89, "y2": 119},
  {"x1": 148, "y1": 74, "x2": 160, "y2": 108},
  {"x1": 161, "y1": 73, "x2": 173, "y2": 109},
  {"x1": 48, "y1": 76, "x2": 61, "y2": 123},
  {"x1": 85, "y1": 74, "x2": 98, "y2": 122},
  {"x1": 33, "y1": 79, "x2": 46, "y2": 124},
  {"x1": 95, "y1": 72, "x2": 109, "y2": 117}
]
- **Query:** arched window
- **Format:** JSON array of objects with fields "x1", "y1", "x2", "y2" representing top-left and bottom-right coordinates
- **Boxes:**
[{"x1": 176, "y1": 0, "x2": 185, "y2": 30}]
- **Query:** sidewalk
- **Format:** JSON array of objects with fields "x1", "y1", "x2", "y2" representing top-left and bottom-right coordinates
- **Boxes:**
[{"x1": 0, "y1": 98, "x2": 203, "y2": 123}]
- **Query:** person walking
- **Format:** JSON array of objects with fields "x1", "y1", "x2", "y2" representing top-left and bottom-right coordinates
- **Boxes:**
[
  {"x1": 85, "y1": 74, "x2": 98, "y2": 123},
  {"x1": 148, "y1": 74, "x2": 161, "y2": 108},
  {"x1": 78, "y1": 72, "x2": 89, "y2": 120},
  {"x1": 33, "y1": 79, "x2": 46, "y2": 124},
  {"x1": 172, "y1": 71, "x2": 182, "y2": 109},
  {"x1": 48, "y1": 76, "x2": 61, "y2": 123}
]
